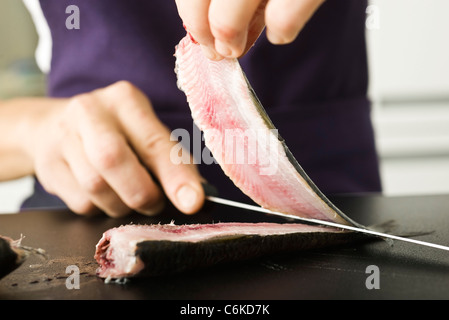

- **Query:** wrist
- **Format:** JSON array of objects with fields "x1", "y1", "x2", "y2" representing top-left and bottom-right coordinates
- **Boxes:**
[{"x1": 0, "y1": 97, "x2": 67, "y2": 180}]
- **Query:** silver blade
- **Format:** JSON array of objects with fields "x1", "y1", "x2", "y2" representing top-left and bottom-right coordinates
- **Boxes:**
[{"x1": 206, "y1": 195, "x2": 449, "y2": 252}]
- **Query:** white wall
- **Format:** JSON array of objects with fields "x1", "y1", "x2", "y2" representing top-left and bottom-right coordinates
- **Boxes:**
[
  {"x1": 367, "y1": 0, "x2": 449, "y2": 196},
  {"x1": 367, "y1": 0, "x2": 449, "y2": 99},
  {"x1": 0, "y1": 1, "x2": 448, "y2": 213}
]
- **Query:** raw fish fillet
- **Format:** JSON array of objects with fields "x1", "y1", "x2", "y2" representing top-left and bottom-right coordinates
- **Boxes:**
[
  {"x1": 94, "y1": 222, "x2": 360, "y2": 279},
  {"x1": 175, "y1": 34, "x2": 360, "y2": 227},
  {"x1": 94, "y1": 34, "x2": 376, "y2": 280}
]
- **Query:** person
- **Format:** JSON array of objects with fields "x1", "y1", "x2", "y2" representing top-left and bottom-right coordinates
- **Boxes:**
[{"x1": 0, "y1": 0, "x2": 381, "y2": 218}]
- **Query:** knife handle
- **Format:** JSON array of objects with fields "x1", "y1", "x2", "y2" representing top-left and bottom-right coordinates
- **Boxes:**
[{"x1": 201, "y1": 182, "x2": 219, "y2": 197}]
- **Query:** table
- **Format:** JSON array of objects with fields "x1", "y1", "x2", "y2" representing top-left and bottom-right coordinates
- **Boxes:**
[{"x1": 1, "y1": 194, "x2": 449, "y2": 301}]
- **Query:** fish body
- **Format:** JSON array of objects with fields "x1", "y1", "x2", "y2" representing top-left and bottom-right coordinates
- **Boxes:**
[
  {"x1": 94, "y1": 34, "x2": 372, "y2": 280},
  {"x1": 175, "y1": 34, "x2": 359, "y2": 227},
  {"x1": 95, "y1": 222, "x2": 359, "y2": 279}
]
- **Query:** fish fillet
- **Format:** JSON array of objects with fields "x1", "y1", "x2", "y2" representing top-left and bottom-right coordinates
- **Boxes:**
[
  {"x1": 94, "y1": 222, "x2": 358, "y2": 279},
  {"x1": 94, "y1": 34, "x2": 373, "y2": 280},
  {"x1": 175, "y1": 34, "x2": 360, "y2": 227}
]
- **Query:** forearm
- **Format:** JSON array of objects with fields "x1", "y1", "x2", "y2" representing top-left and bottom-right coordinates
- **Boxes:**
[{"x1": 0, "y1": 97, "x2": 64, "y2": 181}]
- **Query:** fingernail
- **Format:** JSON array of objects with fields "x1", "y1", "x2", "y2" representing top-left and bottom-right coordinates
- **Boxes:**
[
  {"x1": 201, "y1": 45, "x2": 223, "y2": 61},
  {"x1": 266, "y1": 30, "x2": 286, "y2": 45},
  {"x1": 215, "y1": 40, "x2": 233, "y2": 57},
  {"x1": 140, "y1": 200, "x2": 165, "y2": 216},
  {"x1": 266, "y1": 29, "x2": 298, "y2": 45},
  {"x1": 176, "y1": 184, "x2": 199, "y2": 213}
]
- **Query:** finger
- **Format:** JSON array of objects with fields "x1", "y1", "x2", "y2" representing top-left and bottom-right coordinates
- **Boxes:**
[
  {"x1": 176, "y1": 0, "x2": 212, "y2": 44},
  {"x1": 265, "y1": 0, "x2": 325, "y2": 44},
  {"x1": 175, "y1": 0, "x2": 222, "y2": 60},
  {"x1": 105, "y1": 82, "x2": 205, "y2": 214},
  {"x1": 71, "y1": 92, "x2": 165, "y2": 216},
  {"x1": 143, "y1": 132, "x2": 205, "y2": 215},
  {"x1": 242, "y1": 2, "x2": 267, "y2": 56},
  {"x1": 61, "y1": 131, "x2": 132, "y2": 218},
  {"x1": 38, "y1": 160, "x2": 99, "y2": 216},
  {"x1": 209, "y1": 0, "x2": 263, "y2": 58}
]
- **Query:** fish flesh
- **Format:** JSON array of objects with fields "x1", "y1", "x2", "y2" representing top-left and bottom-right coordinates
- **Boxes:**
[
  {"x1": 94, "y1": 222, "x2": 362, "y2": 279},
  {"x1": 0, "y1": 236, "x2": 28, "y2": 280},
  {"x1": 174, "y1": 33, "x2": 360, "y2": 227},
  {"x1": 94, "y1": 34, "x2": 374, "y2": 280},
  {"x1": 95, "y1": 220, "x2": 401, "y2": 279}
]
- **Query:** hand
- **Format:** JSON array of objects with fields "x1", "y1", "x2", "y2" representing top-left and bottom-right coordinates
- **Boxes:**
[
  {"x1": 30, "y1": 81, "x2": 205, "y2": 217},
  {"x1": 175, "y1": 0, "x2": 325, "y2": 60}
]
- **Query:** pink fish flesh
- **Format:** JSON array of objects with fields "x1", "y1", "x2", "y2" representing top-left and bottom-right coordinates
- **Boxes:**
[
  {"x1": 93, "y1": 34, "x2": 375, "y2": 280},
  {"x1": 94, "y1": 222, "x2": 358, "y2": 279},
  {"x1": 174, "y1": 34, "x2": 360, "y2": 227}
]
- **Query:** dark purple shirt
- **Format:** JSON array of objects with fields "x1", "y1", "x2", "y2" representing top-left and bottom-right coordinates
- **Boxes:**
[{"x1": 23, "y1": 0, "x2": 381, "y2": 209}]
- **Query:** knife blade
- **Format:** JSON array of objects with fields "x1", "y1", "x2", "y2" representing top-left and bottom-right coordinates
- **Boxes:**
[{"x1": 206, "y1": 195, "x2": 449, "y2": 252}]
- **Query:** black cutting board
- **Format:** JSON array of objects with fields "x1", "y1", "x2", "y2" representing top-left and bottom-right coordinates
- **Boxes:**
[{"x1": 1, "y1": 194, "x2": 449, "y2": 300}]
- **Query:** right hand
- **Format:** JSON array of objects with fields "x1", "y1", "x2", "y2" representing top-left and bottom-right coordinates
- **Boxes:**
[
  {"x1": 175, "y1": 0, "x2": 325, "y2": 60},
  {"x1": 29, "y1": 81, "x2": 205, "y2": 217}
]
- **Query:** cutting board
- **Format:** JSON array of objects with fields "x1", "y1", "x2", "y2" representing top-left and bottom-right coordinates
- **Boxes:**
[{"x1": 1, "y1": 194, "x2": 449, "y2": 301}]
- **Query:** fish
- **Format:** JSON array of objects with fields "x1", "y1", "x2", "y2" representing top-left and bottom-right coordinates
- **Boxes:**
[
  {"x1": 94, "y1": 33, "x2": 378, "y2": 280},
  {"x1": 174, "y1": 33, "x2": 361, "y2": 227},
  {"x1": 0, "y1": 236, "x2": 31, "y2": 280},
  {"x1": 94, "y1": 222, "x2": 367, "y2": 279}
]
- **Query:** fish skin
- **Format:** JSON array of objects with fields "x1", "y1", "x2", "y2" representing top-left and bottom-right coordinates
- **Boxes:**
[
  {"x1": 94, "y1": 222, "x2": 371, "y2": 279},
  {"x1": 134, "y1": 231, "x2": 359, "y2": 277},
  {"x1": 93, "y1": 34, "x2": 385, "y2": 280},
  {"x1": 174, "y1": 34, "x2": 361, "y2": 227}
]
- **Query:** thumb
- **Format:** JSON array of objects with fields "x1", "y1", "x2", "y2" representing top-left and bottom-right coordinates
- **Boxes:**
[
  {"x1": 100, "y1": 82, "x2": 205, "y2": 214},
  {"x1": 144, "y1": 133, "x2": 206, "y2": 214}
]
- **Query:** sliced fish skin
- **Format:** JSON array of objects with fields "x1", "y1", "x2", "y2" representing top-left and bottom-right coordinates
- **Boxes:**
[
  {"x1": 94, "y1": 223, "x2": 359, "y2": 279},
  {"x1": 175, "y1": 34, "x2": 360, "y2": 226}
]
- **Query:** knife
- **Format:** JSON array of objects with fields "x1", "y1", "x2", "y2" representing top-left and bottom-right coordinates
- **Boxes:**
[{"x1": 206, "y1": 195, "x2": 449, "y2": 252}]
